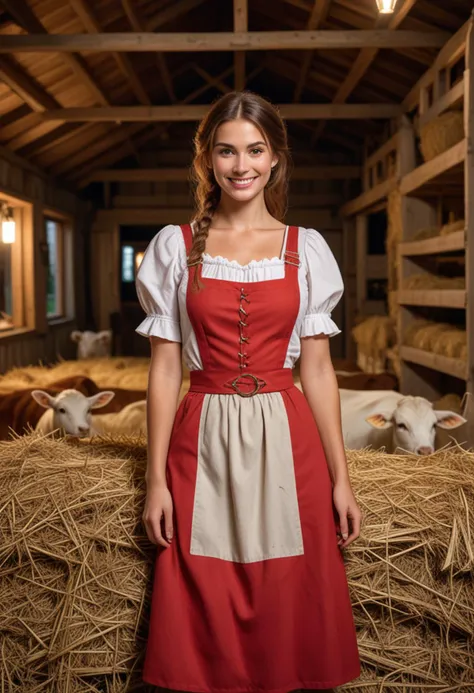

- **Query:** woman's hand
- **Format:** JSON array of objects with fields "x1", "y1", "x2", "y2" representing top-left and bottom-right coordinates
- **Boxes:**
[
  {"x1": 143, "y1": 482, "x2": 174, "y2": 548},
  {"x1": 333, "y1": 482, "x2": 361, "y2": 549}
]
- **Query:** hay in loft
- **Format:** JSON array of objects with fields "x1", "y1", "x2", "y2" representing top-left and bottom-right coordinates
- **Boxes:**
[{"x1": 1, "y1": 434, "x2": 474, "y2": 691}]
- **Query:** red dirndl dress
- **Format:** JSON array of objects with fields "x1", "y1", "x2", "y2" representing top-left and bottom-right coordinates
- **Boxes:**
[{"x1": 142, "y1": 224, "x2": 360, "y2": 692}]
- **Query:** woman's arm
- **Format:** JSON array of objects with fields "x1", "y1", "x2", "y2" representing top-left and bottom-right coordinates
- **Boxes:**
[
  {"x1": 299, "y1": 334, "x2": 361, "y2": 547},
  {"x1": 299, "y1": 334, "x2": 349, "y2": 486},
  {"x1": 142, "y1": 335, "x2": 183, "y2": 547}
]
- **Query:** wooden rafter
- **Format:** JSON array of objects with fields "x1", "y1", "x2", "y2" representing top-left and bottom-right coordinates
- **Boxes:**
[
  {"x1": 234, "y1": 0, "x2": 248, "y2": 90},
  {"x1": 293, "y1": 0, "x2": 331, "y2": 102},
  {"x1": 310, "y1": 0, "x2": 419, "y2": 146},
  {"x1": 0, "y1": 30, "x2": 450, "y2": 52},
  {"x1": 120, "y1": 0, "x2": 176, "y2": 103},
  {"x1": 145, "y1": 0, "x2": 208, "y2": 32},
  {"x1": 0, "y1": 0, "x2": 110, "y2": 106},
  {"x1": 68, "y1": 0, "x2": 151, "y2": 106},
  {"x1": 192, "y1": 64, "x2": 231, "y2": 94},
  {"x1": 41, "y1": 103, "x2": 401, "y2": 122},
  {"x1": 0, "y1": 55, "x2": 58, "y2": 111}
]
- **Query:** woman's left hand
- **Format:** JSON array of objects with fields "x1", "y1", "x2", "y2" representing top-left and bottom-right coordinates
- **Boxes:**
[{"x1": 333, "y1": 482, "x2": 361, "y2": 549}]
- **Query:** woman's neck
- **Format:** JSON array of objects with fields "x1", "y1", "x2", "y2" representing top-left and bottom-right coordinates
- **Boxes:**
[{"x1": 212, "y1": 192, "x2": 278, "y2": 231}]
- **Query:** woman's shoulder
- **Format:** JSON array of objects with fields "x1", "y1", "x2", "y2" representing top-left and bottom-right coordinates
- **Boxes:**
[{"x1": 146, "y1": 224, "x2": 187, "y2": 256}]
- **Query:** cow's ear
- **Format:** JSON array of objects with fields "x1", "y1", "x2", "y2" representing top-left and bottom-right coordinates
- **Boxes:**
[
  {"x1": 88, "y1": 391, "x2": 115, "y2": 409},
  {"x1": 96, "y1": 329, "x2": 112, "y2": 345},
  {"x1": 365, "y1": 412, "x2": 393, "y2": 429},
  {"x1": 435, "y1": 410, "x2": 467, "y2": 429},
  {"x1": 31, "y1": 390, "x2": 54, "y2": 408}
]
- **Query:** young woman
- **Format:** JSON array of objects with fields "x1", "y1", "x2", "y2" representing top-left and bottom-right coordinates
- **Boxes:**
[{"x1": 136, "y1": 91, "x2": 361, "y2": 692}]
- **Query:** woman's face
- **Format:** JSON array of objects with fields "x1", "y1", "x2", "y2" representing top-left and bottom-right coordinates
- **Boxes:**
[{"x1": 211, "y1": 119, "x2": 278, "y2": 202}]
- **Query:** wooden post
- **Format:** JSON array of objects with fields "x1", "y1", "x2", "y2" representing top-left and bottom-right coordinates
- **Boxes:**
[{"x1": 464, "y1": 13, "x2": 474, "y2": 446}]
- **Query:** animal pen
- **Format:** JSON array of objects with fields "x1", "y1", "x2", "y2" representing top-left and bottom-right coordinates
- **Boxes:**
[{"x1": 0, "y1": 1, "x2": 474, "y2": 691}]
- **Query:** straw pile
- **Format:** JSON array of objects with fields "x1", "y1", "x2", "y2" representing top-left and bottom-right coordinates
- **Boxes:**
[
  {"x1": 440, "y1": 218, "x2": 465, "y2": 236},
  {"x1": 352, "y1": 316, "x2": 396, "y2": 374},
  {"x1": 419, "y1": 111, "x2": 464, "y2": 162},
  {"x1": 0, "y1": 357, "x2": 151, "y2": 393},
  {"x1": 412, "y1": 226, "x2": 439, "y2": 241},
  {"x1": 403, "y1": 273, "x2": 465, "y2": 290},
  {"x1": 1, "y1": 434, "x2": 474, "y2": 691},
  {"x1": 404, "y1": 319, "x2": 467, "y2": 360}
]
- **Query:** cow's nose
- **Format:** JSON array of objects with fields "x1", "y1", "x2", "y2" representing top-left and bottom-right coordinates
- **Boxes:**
[
  {"x1": 417, "y1": 446, "x2": 433, "y2": 456},
  {"x1": 78, "y1": 425, "x2": 89, "y2": 434}
]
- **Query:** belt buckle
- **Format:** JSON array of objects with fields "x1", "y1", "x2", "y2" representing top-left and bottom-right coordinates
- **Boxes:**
[{"x1": 231, "y1": 373, "x2": 266, "y2": 397}]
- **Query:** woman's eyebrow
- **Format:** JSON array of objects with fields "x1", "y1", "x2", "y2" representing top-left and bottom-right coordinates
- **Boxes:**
[{"x1": 214, "y1": 141, "x2": 267, "y2": 148}]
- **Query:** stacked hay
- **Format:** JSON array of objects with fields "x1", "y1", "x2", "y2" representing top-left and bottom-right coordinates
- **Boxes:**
[
  {"x1": 412, "y1": 225, "x2": 439, "y2": 241},
  {"x1": 403, "y1": 273, "x2": 465, "y2": 290},
  {"x1": 404, "y1": 319, "x2": 467, "y2": 360},
  {"x1": 440, "y1": 218, "x2": 465, "y2": 236},
  {"x1": 352, "y1": 316, "x2": 395, "y2": 374},
  {"x1": 1, "y1": 434, "x2": 474, "y2": 691},
  {"x1": 419, "y1": 111, "x2": 464, "y2": 162}
]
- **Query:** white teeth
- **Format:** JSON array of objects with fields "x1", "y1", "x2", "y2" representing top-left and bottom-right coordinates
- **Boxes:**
[{"x1": 231, "y1": 177, "x2": 256, "y2": 184}]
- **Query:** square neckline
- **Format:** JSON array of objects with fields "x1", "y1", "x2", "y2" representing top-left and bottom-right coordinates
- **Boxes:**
[{"x1": 194, "y1": 224, "x2": 289, "y2": 269}]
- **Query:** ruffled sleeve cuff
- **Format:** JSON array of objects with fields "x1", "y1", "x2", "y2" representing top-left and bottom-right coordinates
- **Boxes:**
[
  {"x1": 135, "y1": 315, "x2": 182, "y2": 342},
  {"x1": 300, "y1": 313, "x2": 341, "y2": 338}
]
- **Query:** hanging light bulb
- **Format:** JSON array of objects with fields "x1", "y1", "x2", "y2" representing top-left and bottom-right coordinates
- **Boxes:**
[
  {"x1": 1, "y1": 202, "x2": 15, "y2": 244},
  {"x1": 376, "y1": 0, "x2": 397, "y2": 12},
  {"x1": 135, "y1": 251, "x2": 144, "y2": 271}
]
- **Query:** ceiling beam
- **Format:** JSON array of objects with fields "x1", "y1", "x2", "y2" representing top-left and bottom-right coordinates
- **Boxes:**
[
  {"x1": 0, "y1": 55, "x2": 58, "y2": 111},
  {"x1": 0, "y1": 0, "x2": 110, "y2": 106},
  {"x1": 233, "y1": 0, "x2": 248, "y2": 90},
  {"x1": 0, "y1": 30, "x2": 450, "y2": 53},
  {"x1": 293, "y1": 0, "x2": 332, "y2": 102},
  {"x1": 41, "y1": 103, "x2": 401, "y2": 122},
  {"x1": 69, "y1": 0, "x2": 151, "y2": 106},
  {"x1": 310, "y1": 0, "x2": 420, "y2": 147},
  {"x1": 145, "y1": 0, "x2": 208, "y2": 32},
  {"x1": 83, "y1": 165, "x2": 362, "y2": 183}
]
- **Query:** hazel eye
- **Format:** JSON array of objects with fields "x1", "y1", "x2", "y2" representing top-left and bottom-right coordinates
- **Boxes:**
[
  {"x1": 250, "y1": 148, "x2": 263, "y2": 155},
  {"x1": 219, "y1": 148, "x2": 232, "y2": 155}
]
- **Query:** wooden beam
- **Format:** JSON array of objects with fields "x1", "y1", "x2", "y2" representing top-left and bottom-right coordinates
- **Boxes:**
[
  {"x1": 293, "y1": 0, "x2": 332, "y2": 102},
  {"x1": 0, "y1": 0, "x2": 110, "y2": 107},
  {"x1": 192, "y1": 64, "x2": 231, "y2": 94},
  {"x1": 311, "y1": 0, "x2": 419, "y2": 147},
  {"x1": 399, "y1": 138, "x2": 466, "y2": 196},
  {"x1": 69, "y1": 0, "x2": 151, "y2": 105},
  {"x1": 418, "y1": 79, "x2": 464, "y2": 128},
  {"x1": 0, "y1": 55, "x2": 58, "y2": 111},
  {"x1": 42, "y1": 103, "x2": 401, "y2": 122},
  {"x1": 233, "y1": 0, "x2": 248, "y2": 90},
  {"x1": 85, "y1": 165, "x2": 361, "y2": 183},
  {"x1": 121, "y1": 0, "x2": 176, "y2": 103},
  {"x1": 0, "y1": 30, "x2": 450, "y2": 53},
  {"x1": 341, "y1": 177, "x2": 397, "y2": 216}
]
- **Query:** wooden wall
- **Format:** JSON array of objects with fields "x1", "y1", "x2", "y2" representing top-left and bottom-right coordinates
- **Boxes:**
[{"x1": 0, "y1": 146, "x2": 92, "y2": 373}]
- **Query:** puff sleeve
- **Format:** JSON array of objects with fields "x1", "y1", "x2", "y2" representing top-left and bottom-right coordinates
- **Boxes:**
[
  {"x1": 135, "y1": 224, "x2": 183, "y2": 342},
  {"x1": 300, "y1": 228, "x2": 344, "y2": 338}
]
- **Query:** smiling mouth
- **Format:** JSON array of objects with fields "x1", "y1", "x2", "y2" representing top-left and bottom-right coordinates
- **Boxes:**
[{"x1": 228, "y1": 176, "x2": 258, "y2": 186}]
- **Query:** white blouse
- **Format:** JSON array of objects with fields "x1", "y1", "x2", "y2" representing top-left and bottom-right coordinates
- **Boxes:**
[{"x1": 135, "y1": 224, "x2": 344, "y2": 370}]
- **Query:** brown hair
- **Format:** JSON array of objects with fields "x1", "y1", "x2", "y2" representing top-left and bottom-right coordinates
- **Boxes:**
[{"x1": 188, "y1": 91, "x2": 291, "y2": 292}]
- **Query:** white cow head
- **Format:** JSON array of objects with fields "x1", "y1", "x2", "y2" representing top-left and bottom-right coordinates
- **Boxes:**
[
  {"x1": 70, "y1": 330, "x2": 112, "y2": 359},
  {"x1": 32, "y1": 388, "x2": 115, "y2": 437},
  {"x1": 366, "y1": 395, "x2": 466, "y2": 455}
]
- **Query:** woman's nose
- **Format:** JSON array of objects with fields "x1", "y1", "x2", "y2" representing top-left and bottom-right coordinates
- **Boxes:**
[{"x1": 233, "y1": 154, "x2": 249, "y2": 173}]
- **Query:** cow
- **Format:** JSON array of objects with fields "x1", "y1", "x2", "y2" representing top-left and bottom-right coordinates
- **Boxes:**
[
  {"x1": 70, "y1": 329, "x2": 113, "y2": 359},
  {"x1": 339, "y1": 389, "x2": 467, "y2": 455}
]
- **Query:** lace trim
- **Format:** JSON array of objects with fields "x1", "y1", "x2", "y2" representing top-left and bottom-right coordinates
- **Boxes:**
[{"x1": 202, "y1": 253, "x2": 285, "y2": 269}]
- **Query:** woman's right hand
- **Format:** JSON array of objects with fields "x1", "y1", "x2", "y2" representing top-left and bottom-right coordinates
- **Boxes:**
[{"x1": 142, "y1": 482, "x2": 174, "y2": 548}]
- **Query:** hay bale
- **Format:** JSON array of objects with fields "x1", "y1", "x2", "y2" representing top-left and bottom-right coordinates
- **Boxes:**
[
  {"x1": 412, "y1": 322, "x2": 451, "y2": 351},
  {"x1": 352, "y1": 316, "x2": 395, "y2": 374},
  {"x1": 440, "y1": 218, "x2": 465, "y2": 236},
  {"x1": 419, "y1": 111, "x2": 464, "y2": 163},
  {"x1": 2, "y1": 435, "x2": 474, "y2": 690},
  {"x1": 403, "y1": 273, "x2": 465, "y2": 290},
  {"x1": 412, "y1": 226, "x2": 439, "y2": 241},
  {"x1": 431, "y1": 328, "x2": 467, "y2": 359}
]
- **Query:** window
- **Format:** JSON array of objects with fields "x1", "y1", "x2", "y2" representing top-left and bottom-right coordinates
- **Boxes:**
[
  {"x1": 0, "y1": 240, "x2": 13, "y2": 331},
  {"x1": 45, "y1": 218, "x2": 65, "y2": 318}
]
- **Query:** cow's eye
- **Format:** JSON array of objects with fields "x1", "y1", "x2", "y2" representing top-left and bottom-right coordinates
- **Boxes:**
[
  {"x1": 58, "y1": 407, "x2": 66, "y2": 414},
  {"x1": 397, "y1": 422, "x2": 407, "y2": 430}
]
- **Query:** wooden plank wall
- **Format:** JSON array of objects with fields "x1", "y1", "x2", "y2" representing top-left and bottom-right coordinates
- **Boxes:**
[{"x1": 0, "y1": 150, "x2": 91, "y2": 373}]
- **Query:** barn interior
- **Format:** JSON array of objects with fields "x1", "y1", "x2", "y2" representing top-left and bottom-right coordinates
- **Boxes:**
[{"x1": 1, "y1": 2, "x2": 474, "y2": 690}]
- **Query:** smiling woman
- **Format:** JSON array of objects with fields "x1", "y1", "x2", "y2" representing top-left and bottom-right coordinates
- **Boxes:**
[{"x1": 136, "y1": 91, "x2": 361, "y2": 693}]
